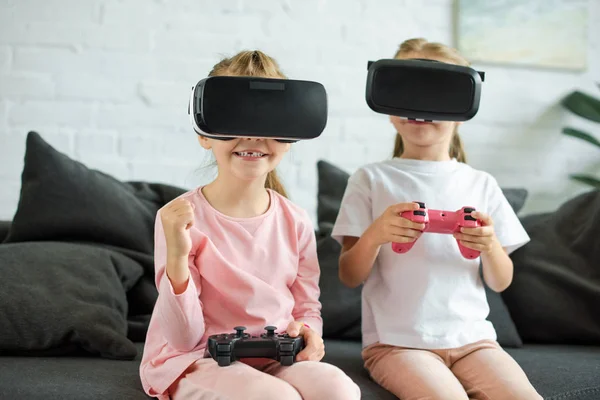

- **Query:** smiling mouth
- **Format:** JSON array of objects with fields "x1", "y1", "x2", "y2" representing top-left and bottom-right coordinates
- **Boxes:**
[{"x1": 234, "y1": 151, "x2": 268, "y2": 158}]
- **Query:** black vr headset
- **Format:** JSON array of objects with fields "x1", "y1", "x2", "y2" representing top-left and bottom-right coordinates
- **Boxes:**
[
  {"x1": 365, "y1": 58, "x2": 485, "y2": 122},
  {"x1": 188, "y1": 59, "x2": 484, "y2": 142},
  {"x1": 188, "y1": 76, "x2": 328, "y2": 143}
]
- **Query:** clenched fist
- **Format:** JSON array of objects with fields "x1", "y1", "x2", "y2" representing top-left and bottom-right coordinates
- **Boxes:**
[{"x1": 160, "y1": 198, "x2": 195, "y2": 260}]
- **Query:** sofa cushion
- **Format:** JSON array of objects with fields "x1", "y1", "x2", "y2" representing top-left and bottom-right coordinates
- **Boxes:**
[
  {"x1": 0, "y1": 343, "x2": 149, "y2": 400},
  {"x1": 322, "y1": 339, "x2": 600, "y2": 400},
  {"x1": 503, "y1": 189, "x2": 600, "y2": 345},
  {"x1": 0, "y1": 340, "x2": 598, "y2": 400},
  {"x1": 0, "y1": 242, "x2": 144, "y2": 359},
  {"x1": 316, "y1": 159, "x2": 526, "y2": 347},
  {"x1": 506, "y1": 345, "x2": 600, "y2": 400}
]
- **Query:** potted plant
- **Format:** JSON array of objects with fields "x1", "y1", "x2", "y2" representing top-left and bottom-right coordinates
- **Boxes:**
[{"x1": 561, "y1": 86, "x2": 600, "y2": 189}]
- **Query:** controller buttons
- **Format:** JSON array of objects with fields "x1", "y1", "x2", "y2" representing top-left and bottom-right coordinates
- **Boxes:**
[
  {"x1": 464, "y1": 207, "x2": 475, "y2": 213},
  {"x1": 416, "y1": 202, "x2": 425, "y2": 208},
  {"x1": 414, "y1": 210, "x2": 426, "y2": 216},
  {"x1": 217, "y1": 356, "x2": 230, "y2": 366},
  {"x1": 280, "y1": 343, "x2": 294, "y2": 352},
  {"x1": 464, "y1": 215, "x2": 477, "y2": 221},
  {"x1": 280, "y1": 355, "x2": 293, "y2": 366},
  {"x1": 217, "y1": 344, "x2": 231, "y2": 352}
]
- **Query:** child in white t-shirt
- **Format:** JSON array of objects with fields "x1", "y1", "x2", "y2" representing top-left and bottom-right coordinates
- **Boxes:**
[{"x1": 332, "y1": 38, "x2": 542, "y2": 400}]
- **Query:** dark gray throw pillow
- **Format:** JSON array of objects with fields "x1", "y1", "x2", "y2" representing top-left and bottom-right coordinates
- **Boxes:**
[
  {"x1": 0, "y1": 242, "x2": 144, "y2": 359},
  {"x1": 4, "y1": 131, "x2": 186, "y2": 255},
  {"x1": 502, "y1": 189, "x2": 600, "y2": 345},
  {"x1": 3, "y1": 131, "x2": 188, "y2": 344},
  {"x1": 316, "y1": 160, "x2": 526, "y2": 347}
]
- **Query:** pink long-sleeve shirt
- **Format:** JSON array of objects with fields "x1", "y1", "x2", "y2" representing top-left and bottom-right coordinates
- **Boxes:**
[{"x1": 139, "y1": 187, "x2": 323, "y2": 399}]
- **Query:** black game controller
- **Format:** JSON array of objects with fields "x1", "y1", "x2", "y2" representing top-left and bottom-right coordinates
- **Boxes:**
[{"x1": 207, "y1": 326, "x2": 305, "y2": 367}]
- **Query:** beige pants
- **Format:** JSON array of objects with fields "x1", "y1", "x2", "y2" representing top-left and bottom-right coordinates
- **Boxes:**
[
  {"x1": 169, "y1": 357, "x2": 361, "y2": 400},
  {"x1": 362, "y1": 339, "x2": 543, "y2": 400}
]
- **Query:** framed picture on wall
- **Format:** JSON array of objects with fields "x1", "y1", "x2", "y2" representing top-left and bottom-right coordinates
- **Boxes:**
[{"x1": 456, "y1": 0, "x2": 589, "y2": 71}]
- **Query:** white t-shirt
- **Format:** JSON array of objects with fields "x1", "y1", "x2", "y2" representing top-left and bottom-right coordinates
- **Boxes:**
[{"x1": 331, "y1": 158, "x2": 530, "y2": 350}]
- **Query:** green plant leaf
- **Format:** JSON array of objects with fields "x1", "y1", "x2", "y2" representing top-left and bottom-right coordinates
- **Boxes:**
[
  {"x1": 562, "y1": 90, "x2": 600, "y2": 123},
  {"x1": 562, "y1": 128, "x2": 600, "y2": 149},
  {"x1": 570, "y1": 174, "x2": 600, "y2": 189}
]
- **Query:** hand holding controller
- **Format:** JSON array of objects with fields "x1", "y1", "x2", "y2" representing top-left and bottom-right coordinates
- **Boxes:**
[
  {"x1": 391, "y1": 202, "x2": 481, "y2": 259},
  {"x1": 207, "y1": 326, "x2": 305, "y2": 367}
]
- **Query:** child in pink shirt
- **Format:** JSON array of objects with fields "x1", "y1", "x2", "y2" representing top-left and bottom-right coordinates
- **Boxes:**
[{"x1": 139, "y1": 50, "x2": 360, "y2": 400}]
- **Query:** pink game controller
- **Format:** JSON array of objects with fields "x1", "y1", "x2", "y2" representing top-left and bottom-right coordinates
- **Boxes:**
[{"x1": 391, "y1": 202, "x2": 481, "y2": 259}]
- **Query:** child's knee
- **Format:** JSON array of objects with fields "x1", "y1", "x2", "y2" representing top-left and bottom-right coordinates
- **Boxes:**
[
  {"x1": 506, "y1": 386, "x2": 543, "y2": 400},
  {"x1": 260, "y1": 381, "x2": 302, "y2": 400},
  {"x1": 316, "y1": 364, "x2": 361, "y2": 400},
  {"x1": 471, "y1": 381, "x2": 542, "y2": 400}
]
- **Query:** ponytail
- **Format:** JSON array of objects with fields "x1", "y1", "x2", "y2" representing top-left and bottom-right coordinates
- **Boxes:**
[
  {"x1": 449, "y1": 129, "x2": 467, "y2": 163},
  {"x1": 208, "y1": 50, "x2": 287, "y2": 79},
  {"x1": 265, "y1": 170, "x2": 288, "y2": 198}
]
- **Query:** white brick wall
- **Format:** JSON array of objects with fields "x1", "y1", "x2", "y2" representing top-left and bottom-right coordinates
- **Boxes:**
[{"x1": 1, "y1": 0, "x2": 599, "y2": 223}]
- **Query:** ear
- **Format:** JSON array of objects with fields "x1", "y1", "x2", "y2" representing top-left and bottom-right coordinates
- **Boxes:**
[{"x1": 197, "y1": 135, "x2": 212, "y2": 150}]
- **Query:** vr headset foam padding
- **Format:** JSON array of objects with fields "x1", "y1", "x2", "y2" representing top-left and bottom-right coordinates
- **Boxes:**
[
  {"x1": 189, "y1": 76, "x2": 328, "y2": 143},
  {"x1": 365, "y1": 59, "x2": 485, "y2": 122}
]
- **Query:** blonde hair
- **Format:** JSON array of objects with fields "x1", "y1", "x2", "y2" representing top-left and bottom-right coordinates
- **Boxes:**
[
  {"x1": 207, "y1": 50, "x2": 289, "y2": 198},
  {"x1": 392, "y1": 38, "x2": 469, "y2": 163}
]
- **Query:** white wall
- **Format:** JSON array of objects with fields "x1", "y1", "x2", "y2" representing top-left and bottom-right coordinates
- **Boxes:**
[{"x1": 1, "y1": 0, "x2": 599, "y2": 223}]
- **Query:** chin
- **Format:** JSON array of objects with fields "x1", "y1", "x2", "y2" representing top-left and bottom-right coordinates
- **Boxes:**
[
  {"x1": 404, "y1": 131, "x2": 441, "y2": 145},
  {"x1": 230, "y1": 165, "x2": 271, "y2": 182}
]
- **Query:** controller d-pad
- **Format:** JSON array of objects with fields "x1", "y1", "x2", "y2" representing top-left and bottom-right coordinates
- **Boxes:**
[
  {"x1": 414, "y1": 210, "x2": 426, "y2": 216},
  {"x1": 464, "y1": 207, "x2": 475, "y2": 213},
  {"x1": 464, "y1": 215, "x2": 477, "y2": 221}
]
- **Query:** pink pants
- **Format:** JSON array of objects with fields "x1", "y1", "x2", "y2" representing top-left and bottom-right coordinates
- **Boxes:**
[
  {"x1": 169, "y1": 357, "x2": 361, "y2": 400},
  {"x1": 362, "y1": 339, "x2": 543, "y2": 400}
]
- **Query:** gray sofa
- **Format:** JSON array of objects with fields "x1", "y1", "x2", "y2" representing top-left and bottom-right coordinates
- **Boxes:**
[
  {"x1": 1, "y1": 132, "x2": 599, "y2": 399},
  {"x1": 2, "y1": 333, "x2": 600, "y2": 400}
]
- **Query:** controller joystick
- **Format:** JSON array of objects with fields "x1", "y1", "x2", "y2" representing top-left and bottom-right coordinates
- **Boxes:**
[
  {"x1": 208, "y1": 325, "x2": 305, "y2": 367},
  {"x1": 264, "y1": 326, "x2": 277, "y2": 336},
  {"x1": 392, "y1": 202, "x2": 481, "y2": 259},
  {"x1": 234, "y1": 326, "x2": 246, "y2": 337}
]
